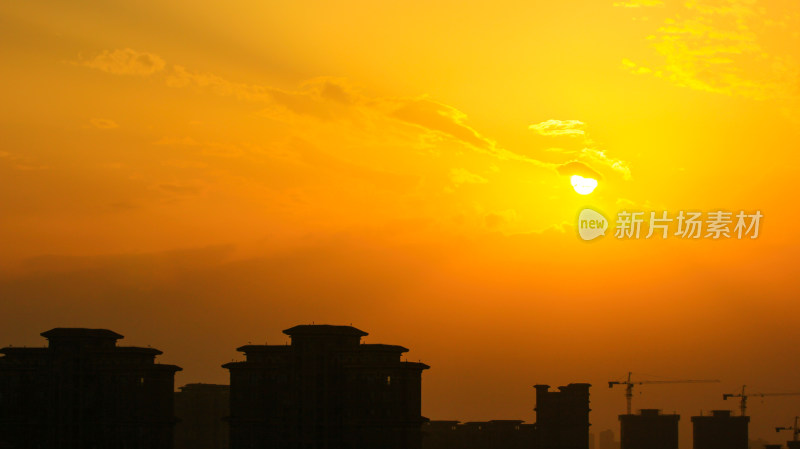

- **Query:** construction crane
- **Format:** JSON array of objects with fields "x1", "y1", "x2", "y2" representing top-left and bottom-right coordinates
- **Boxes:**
[
  {"x1": 723, "y1": 385, "x2": 800, "y2": 417},
  {"x1": 776, "y1": 416, "x2": 800, "y2": 442},
  {"x1": 609, "y1": 372, "x2": 720, "y2": 415}
]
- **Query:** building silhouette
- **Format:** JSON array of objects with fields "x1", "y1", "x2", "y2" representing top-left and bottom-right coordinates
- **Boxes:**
[
  {"x1": 691, "y1": 410, "x2": 748, "y2": 449},
  {"x1": 422, "y1": 420, "x2": 535, "y2": 449},
  {"x1": 224, "y1": 324, "x2": 429, "y2": 449},
  {"x1": 0, "y1": 328, "x2": 180, "y2": 449},
  {"x1": 422, "y1": 421, "x2": 461, "y2": 449},
  {"x1": 619, "y1": 409, "x2": 679, "y2": 449},
  {"x1": 534, "y1": 383, "x2": 592, "y2": 449},
  {"x1": 598, "y1": 429, "x2": 620, "y2": 449},
  {"x1": 174, "y1": 383, "x2": 230, "y2": 449}
]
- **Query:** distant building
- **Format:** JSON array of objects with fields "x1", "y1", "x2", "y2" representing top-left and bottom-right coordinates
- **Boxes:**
[
  {"x1": 534, "y1": 383, "x2": 592, "y2": 449},
  {"x1": 619, "y1": 409, "x2": 679, "y2": 449},
  {"x1": 422, "y1": 421, "x2": 461, "y2": 449},
  {"x1": 422, "y1": 420, "x2": 535, "y2": 449},
  {"x1": 691, "y1": 410, "x2": 748, "y2": 449},
  {"x1": 599, "y1": 429, "x2": 620, "y2": 449},
  {"x1": 0, "y1": 328, "x2": 180, "y2": 449},
  {"x1": 174, "y1": 383, "x2": 230, "y2": 449},
  {"x1": 788, "y1": 443, "x2": 800, "y2": 449},
  {"x1": 224, "y1": 324, "x2": 429, "y2": 449}
]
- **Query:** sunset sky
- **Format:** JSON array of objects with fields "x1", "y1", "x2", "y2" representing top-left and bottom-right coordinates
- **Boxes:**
[{"x1": 2, "y1": 0, "x2": 800, "y2": 445}]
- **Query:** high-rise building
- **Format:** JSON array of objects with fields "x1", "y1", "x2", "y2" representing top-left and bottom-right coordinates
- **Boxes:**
[
  {"x1": 598, "y1": 429, "x2": 620, "y2": 449},
  {"x1": 534, "y1": 383, "x2": 592, "y2": 449},
  {"x1": 174, "y1": 383, "x2": 230, "y2": 449},
  {"x1": 224, "y1": 324, "x2": 429, "y2": 449},
  {"x1": 691, "y1": 410, "x2": 749, "y2": 449},
  {"x1": 422, "y1": 420, "x2": 534, "y2": 449},
  {"x1": 0, "y1": 328, "x2": 181, "y2": 449},
  {"x1": 422, "y1": 421, "x2": 462, "y2": 449},
  {"x1": 619, "y1": 409, "x2": 679, "y2": 449}
]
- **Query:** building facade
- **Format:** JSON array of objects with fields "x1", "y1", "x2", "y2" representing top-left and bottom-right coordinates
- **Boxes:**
[
  {"x1": 422, "y1": 420, "x2": 535, "y2": 449},
  {"x1": 619, "y1": 409, "x2": 679, "y2": 449},
  {"x1": 174, "y1": 383, "x2": 230, "y2": 449},
  {"x1": 224, "y1": 324, "x2": 429, "y2": 449},
  {"x1": 691, "y1": 410, "x2": 749, "y2": 449},
  {"x1": 0, "y1": 328, "x2": 181, "y2": 449},
  {"x1": 534, "y1": 383, "x2": 592, "y2": 449}
]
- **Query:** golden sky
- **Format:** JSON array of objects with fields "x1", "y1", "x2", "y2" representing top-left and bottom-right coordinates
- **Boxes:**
[{"x1": 1, "y1": 0, "x2": 800, "y2": 444}]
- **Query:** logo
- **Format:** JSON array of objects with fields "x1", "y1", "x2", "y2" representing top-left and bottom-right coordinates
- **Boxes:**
[{"x1": 578, "y1": 208, "x2": 608, "y2": 241}]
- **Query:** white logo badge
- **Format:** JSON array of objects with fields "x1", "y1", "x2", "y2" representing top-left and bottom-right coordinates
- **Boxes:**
[{"x1": 578, "y1": 208, "x2": 608, "y2": 241}]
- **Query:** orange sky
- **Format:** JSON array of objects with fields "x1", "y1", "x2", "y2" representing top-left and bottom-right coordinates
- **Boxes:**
[{"x1": 2, "y1": 0, "x2": 800, "y2": 445}]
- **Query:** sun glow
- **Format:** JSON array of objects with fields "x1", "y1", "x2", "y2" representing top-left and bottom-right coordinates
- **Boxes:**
[{"x1": 570, "y1": 175, "x2": 598, "y2": 195}]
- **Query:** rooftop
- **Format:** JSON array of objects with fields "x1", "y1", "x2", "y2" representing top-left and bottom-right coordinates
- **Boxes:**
[
  {"x1": 41, "y1": 328, "x2": 124, "y2": 341},
  {"x1": 282, "y1": 324, "x2": 368, "y2": 338}
]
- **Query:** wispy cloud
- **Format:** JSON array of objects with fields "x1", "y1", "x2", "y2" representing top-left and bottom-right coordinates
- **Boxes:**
[
  {"x1": 621, "y1": 0, "x2": 800, "y2": 108},
  {"x1": 89, "y1": 118, "x2": 119, "y2": 129},
  {"x1": 531, "y1": 120, "x2": 632, "y2": 180},
  {"x1": 77, "y1": 49, "x2": 631, "y2": 185},
  {"x1": 450, "y1": 168, "x2": 489, "y2": 186},
  {"x1": 77, "y1": 48, "x2": 165, "y2": 76},
  {"x1": 579, "y1": 148, "x2": 632, "y2": 180},
  {"x1": 0, "y1": 151, "x2": 48, "y2": 171},
  {"x1": 529, "y1": 119, "x2": 586, "y2": 137}
]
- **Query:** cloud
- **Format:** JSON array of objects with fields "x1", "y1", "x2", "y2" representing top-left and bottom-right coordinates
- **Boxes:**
[
  {"x1": 391, "y1": 98, "x2": 498, "y2": 153},
  {"x1": 450, "y1": 168, "x2": 488, "y2": 186},
  {"x1": 78, "y1": 48, "x2": 165, "y2": 76},
  {"x1": 166, "y1": 65, "x2": 271, "y2": 102},
  {"x1": 78, "y1": 49, "x2": 628, "y2": 183},
  {"x1": 0, "y1": 151, "x2": 48, "y2": 171},
  {"x1": 529, "y1": 119, "x2": 586, "y2": 137},
  {"x1": 166, "y1": 69, "x2": 359, "y2": 122},
  {"x1": 621, "y1": 0, "x2": 800, "y2": 108},
  {"x1": 390, "y1": 98, "x2": 557, "y2": 171},
  {"x1": 578, "y1": 148, "x2": 632, "y2": 180},
  {"x1": 90, "y1": 118, "x2": 119, "y2": 129},
  {"x1": 555, "y1": 161, "x2": 604, "y2": 180},
  {"x1": 535, "y1": 122, "x2": 632, "y2": 179}
]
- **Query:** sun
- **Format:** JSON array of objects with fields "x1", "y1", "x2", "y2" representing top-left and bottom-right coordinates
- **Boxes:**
[{"x1": 570, "y1": 175, "x2": 598, "y2": 195}]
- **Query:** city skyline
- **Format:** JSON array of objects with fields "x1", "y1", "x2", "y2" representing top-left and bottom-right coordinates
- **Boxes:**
[
  {"x1": 2, "y1": 1, "x2": 800, "y2": 447},
  {"x1": 2, "y1": 324, "x2": 798, "y2": 447}
]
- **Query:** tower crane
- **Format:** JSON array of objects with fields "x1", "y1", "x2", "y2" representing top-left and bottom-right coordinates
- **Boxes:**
[
  {"x1": 776, "y1": 416, "x2": 800, "y2": 442},
  {"x1": 723, "y1": 385, "x2": 800, "y2": 416},
  {"x1": 609, "y1": 372, "x2": 720, "y2": 415}
]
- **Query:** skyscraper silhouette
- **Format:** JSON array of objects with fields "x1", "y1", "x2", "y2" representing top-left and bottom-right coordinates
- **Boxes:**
[
  {"x1": 691, "y1": 410, "x2": 748, "y2": 449},
  {"x1": 619, "y1": 409, "x2": 679, "y2": 449},
  {"x1": 224, "y1": 324, "x2": 428, "y2": 449},
  {"x1": 534, "y1": 383, "x2": 592, "y2": 449},
  {"x1": 0, "y1": 328, "x2": 180, "y2": 449},
  {"x1": 174, "y1": 383, "x2": 230, "y2": 449}
]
